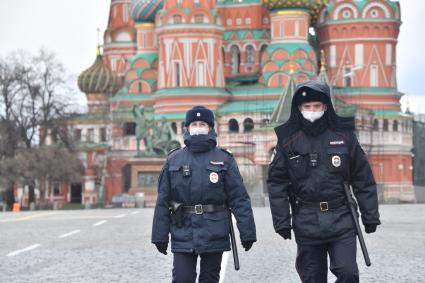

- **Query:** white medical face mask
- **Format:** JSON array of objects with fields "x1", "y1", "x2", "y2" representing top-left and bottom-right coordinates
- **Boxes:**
[
  {"x1": 301, "y1": 111, "x2": 325, "y2": 123},
  {"x1": 189, "y1": 127, "x2": 209, "y2": 136}
]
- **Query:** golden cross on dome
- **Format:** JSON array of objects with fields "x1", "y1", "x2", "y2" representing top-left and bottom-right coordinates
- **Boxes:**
[{"x1": 96, "y1": 28, "x2": 101, "y2": 56}]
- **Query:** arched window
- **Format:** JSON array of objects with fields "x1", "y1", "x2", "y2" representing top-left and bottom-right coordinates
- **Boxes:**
[
  {"x1": 392, "y1": 120, "x2": 398, "y2": 132},
  {"x1": 173, "y1": 15, "x2": 182, "y2": 24},
  {"x1": 124, "y1": 122, "x2": 136, "y2": 135},
  {"x1": 383, "y1": 119, "x2": 389, "y2": 131},
  {"x1": 230, "y1": 46, "x2": 240, "y2": 75},
  {"x1": 171, "y1": 122, "x2": 177, "y2": 134},
  {"x1": 344, "y1": 66, "x2": 352, "y2": 87},
  {"x1": 100, "y1": 128, "x2": 107, "y2": 142},
  {"x1": 373, "y1": 119, "x2": 379, "y2": 130},
  {"x1": 123, "y1": 4, "x2": 128, "y2": 23},
  {"x1": 261, "y1": 118, "x2": 270, "y2": 126},
  {"x1": 174, "y1": 62, "x2": 181, "y2": 87},
  {"x1": 74, "y1": 129, "x2": 82, "y2": 141},
  {"x1": 51, "y1": 129, "x2": 59, "y2": 143},
  {"x1": 181, "y1": 121, "x2": 185, "y2": 133},
  {"x1": 229, "y1": 119, "x2": 239, "y2": 133},
  {"x1": 243, "y1": 118, "x2": 254, "y2": 132},
  {"x1": 246, "y1": 45, "x2": 255, "y2": 65},
  {"x1": 115, "y1": 32, "x2": 132, "y2": 42},
  {"x1": 361, "y1": 116, "x2": 366, "y2": 129},
  {"x1": 260, "y1": 45, "x2": 268, "y2": 65},
  {"x1": 194, "y1": 14, "x2": 204, "y2": 23},
  {"x1": 370, "y1": 64, "x2": 378, "y2": 86}
]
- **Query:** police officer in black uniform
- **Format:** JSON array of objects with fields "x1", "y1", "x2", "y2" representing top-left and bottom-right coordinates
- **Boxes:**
[
  {"x1": 268, "y1": 80, "x2": 380, "y2": 283},
  {"x1": 152, "y1": 106, "x2": 257, "y2": 283}
]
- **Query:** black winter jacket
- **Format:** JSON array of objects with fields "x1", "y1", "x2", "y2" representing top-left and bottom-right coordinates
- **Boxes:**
[
  {"x1": 268, "y1": 80, "x2": 380, "y2": 245},
  {"x1": 151, "y1": 132, "x2": 257, "y2": 253},
  {"x1": 268, "y1": 129, "x2": 380, "y2": 244}
]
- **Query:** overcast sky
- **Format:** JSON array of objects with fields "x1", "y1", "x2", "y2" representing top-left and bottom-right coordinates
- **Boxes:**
[{"x1": 0, "y1": 0, "x2": 424, "y2": 112}]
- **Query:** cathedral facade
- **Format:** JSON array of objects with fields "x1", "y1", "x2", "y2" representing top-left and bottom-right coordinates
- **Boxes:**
[{"x1": 67, "y1": 0, "x2": 414, "y2": 207}]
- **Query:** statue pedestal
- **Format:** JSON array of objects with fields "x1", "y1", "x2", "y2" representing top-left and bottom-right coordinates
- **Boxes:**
[{"x1": 126, "y1": 157, "x2": 165, "y2": 207}]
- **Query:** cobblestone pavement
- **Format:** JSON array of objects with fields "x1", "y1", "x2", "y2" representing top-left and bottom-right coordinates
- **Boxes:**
[{"x1": 0, "y1": 204, "x2": 424, "y2": 283}]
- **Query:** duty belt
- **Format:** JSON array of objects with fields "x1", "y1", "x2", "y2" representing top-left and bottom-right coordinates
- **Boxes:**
[
  {"x1": 182, "y1": 204, "x2": 227, "y2": 215},
  {"x1": 296, "y1": 197, "x2": 346, "y2": 212}
]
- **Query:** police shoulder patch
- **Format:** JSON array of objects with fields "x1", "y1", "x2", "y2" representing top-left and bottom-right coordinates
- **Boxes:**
[{"x1": 219, "y1": 147, "x2": 233, "y2": 156}]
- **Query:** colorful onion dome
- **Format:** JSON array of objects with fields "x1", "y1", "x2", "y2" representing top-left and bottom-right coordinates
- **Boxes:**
[
  {"x1": 78, "y1": 49, "x2": 120, "y2": 94},
  {"x1": 130, "y1": 0, "x2": 164, "y2": 23}
]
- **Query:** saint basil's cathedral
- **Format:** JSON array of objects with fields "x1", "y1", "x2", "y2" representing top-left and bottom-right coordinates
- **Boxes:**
[{"x1": 60, "y1": 0, "x2": 414, "y2": 207}]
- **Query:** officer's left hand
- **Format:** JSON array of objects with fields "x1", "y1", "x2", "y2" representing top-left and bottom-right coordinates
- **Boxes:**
[
  {"x1": 277, "y1": 228, "x2": 291, "y2": 240},
  {"x1": 365, "y1": 224, "x2": 377, "y2": 234},
  {"x1": 241, "y1": 241, "x2": 254, "y2": 251},
  {"x1": 154, "y1": 242, "x2": 168, "y2": 255}
]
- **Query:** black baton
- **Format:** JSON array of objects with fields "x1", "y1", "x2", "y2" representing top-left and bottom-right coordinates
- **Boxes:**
[
  {"x1": 344, "y1": 183, "x2": 371, "y2": 267},
  {"x1": 229, "y1": 211, "x2": 240, "y2": 271}
]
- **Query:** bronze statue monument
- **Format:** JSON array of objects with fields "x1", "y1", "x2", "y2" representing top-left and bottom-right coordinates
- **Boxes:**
[{"x1": 132, "y1": 105, "x2": 180, "y2": 156}]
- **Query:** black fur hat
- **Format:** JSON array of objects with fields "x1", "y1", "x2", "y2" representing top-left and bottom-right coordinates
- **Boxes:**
[
  {"x1": 293, "y1": 86, "x2": 329, "y2": 106},
  {"x1": 184, "y1": 106, "x2": 215, "y2": 127}
]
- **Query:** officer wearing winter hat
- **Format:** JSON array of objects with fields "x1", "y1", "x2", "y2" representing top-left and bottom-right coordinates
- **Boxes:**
[
  {"x1": 268, "y1": 80, "x2": 380, "y2": 282},
  {"x1": 152, "y1": 106, "x2": 257, "y2": 283}
]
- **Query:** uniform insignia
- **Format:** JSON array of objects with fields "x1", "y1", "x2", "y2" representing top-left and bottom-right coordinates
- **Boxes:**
[
  {"x1": 330, "y1": 140, "x2": 345, "y2": 145},
  {"x1": 197, "y1": 112, "x2": 201, "y2": 117},
  {"x1": 302, "y1": 91, "x2": 307, "y2": 96},
  {"x1": 210, "y1": 161, "x2": 224, "y2": 166},
  {"x1": 209, "y1": 172, "x2": 219, "y2": 183},
  {"x1": 332, "y1": 155, "x2": 341, "y2": 167}
]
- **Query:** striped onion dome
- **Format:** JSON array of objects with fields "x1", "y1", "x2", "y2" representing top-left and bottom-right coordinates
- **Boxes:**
[
  {"x1": 78, "y1": 50, "x2": 120, "y2": 94},
  {"x1": 130, "y1": 0, "x2": 164, "y2": 23}
]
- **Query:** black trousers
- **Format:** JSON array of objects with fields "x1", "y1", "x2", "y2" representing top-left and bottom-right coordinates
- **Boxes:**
[
  {"x1": 172, "y1": 252, "x2": 223, "y2": 283},
  {"x1": 296, "y1": 235, "x2": 359, "y2": 283}
]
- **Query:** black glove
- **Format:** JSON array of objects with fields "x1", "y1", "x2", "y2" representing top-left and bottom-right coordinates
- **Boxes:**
[
  {"x1": 241, "y1": 240, "x2": 254, "y2": 251},
  {"x1": 154, "y1": 242, "x2": 168, "y2": 255},
  {"x1": 365, "y1": 224, "x2": 377, "y2": 234},
  {"x1": 277, "y1": 228, "x2": 291, "y2": 240}
]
